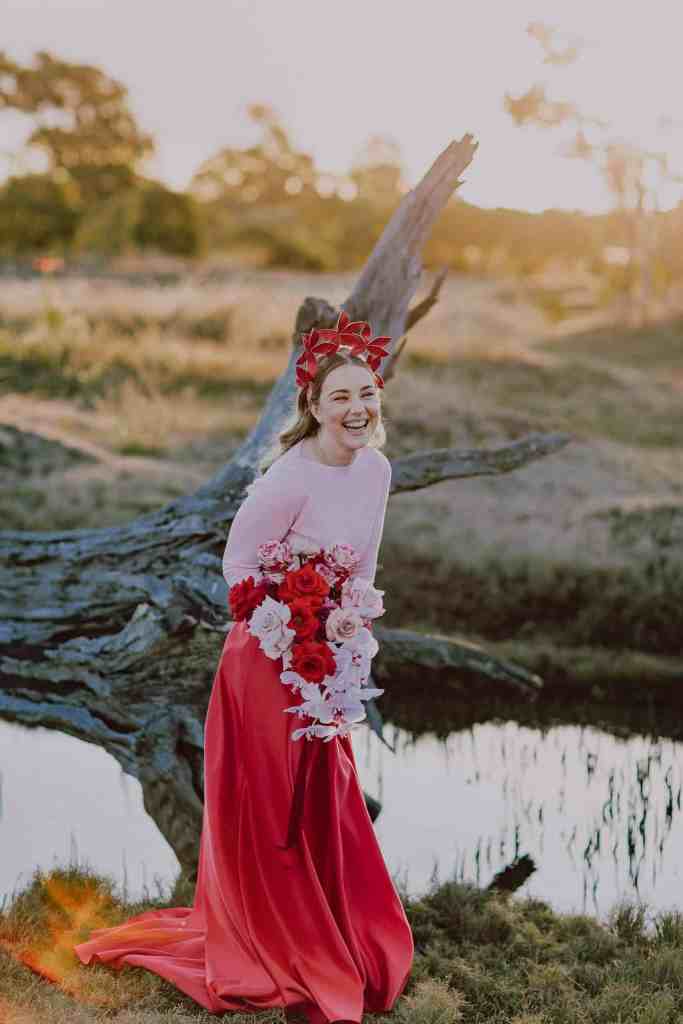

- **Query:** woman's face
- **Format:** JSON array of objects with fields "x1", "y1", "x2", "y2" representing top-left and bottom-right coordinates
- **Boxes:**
[{"x1": 310, "y1": 363, "x2": 381, "y2": 454}]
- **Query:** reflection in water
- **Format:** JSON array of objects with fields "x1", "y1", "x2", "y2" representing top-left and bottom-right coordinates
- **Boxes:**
[
  {"x1": 2, "y1": 714, "x2": 683, "y2": 923},
  {"x1": 0, "y1": 720, "x2": 179, "y2": 909},
  {"x1": 354, "y1": 720, "x2": 683, "y2": 922}
]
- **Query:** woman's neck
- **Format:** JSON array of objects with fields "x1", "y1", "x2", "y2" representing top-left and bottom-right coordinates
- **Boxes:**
[{"x1": 306, "y1": 434, "x2": 357, "y2": 467}]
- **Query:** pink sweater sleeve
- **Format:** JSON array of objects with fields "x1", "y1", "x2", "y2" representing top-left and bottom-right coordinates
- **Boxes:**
[
  {"x1": 355, "y1": 455, "x2": 392, "y2": 587},
  {"x1": 222, "y1": 461, "x2": 305, "y2": 589}
]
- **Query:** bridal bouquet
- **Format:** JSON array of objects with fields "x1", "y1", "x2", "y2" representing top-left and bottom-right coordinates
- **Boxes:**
[{"x1": 227, "y1": 539, "x2": 386, "y2": 742}]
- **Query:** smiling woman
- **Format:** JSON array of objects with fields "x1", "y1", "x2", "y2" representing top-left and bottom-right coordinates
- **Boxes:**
[
  {"x1": 304, "y1": 365, "x2": 381, "y2": 464},
  {"x1": 73, "y1": 313, "x2": 411, "y2": 1024},
  {"x1": 256, "y1": 313, "x2": 390, "y2": 474}
]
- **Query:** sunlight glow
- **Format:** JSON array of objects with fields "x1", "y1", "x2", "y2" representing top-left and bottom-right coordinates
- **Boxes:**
[{"x1": 2, "y1": 0, "x2": 683, "y2": 214}]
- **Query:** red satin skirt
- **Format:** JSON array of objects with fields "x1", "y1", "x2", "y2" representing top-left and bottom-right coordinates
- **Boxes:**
[{"x1": 73, "y1": 619, "x2": 414, "y2": 1022}]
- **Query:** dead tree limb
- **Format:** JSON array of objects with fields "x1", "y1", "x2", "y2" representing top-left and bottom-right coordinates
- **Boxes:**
[{"x1": 0, "y1": 134, "x2": 574, "y2": 878}]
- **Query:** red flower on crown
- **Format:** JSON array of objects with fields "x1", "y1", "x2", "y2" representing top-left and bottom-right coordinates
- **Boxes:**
[{"x1": 295, "y1": 311, "x2": 391, "y2": 391}]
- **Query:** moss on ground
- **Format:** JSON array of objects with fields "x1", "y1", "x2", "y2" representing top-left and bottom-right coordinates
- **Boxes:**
[{"x1": 2, "y1": 863, "x2": 683, "y2": 1024}]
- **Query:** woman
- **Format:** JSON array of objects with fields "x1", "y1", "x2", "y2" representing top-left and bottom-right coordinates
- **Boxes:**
[{"x1": 73, "y1": 313, "x2": 414, "y2": 1023}]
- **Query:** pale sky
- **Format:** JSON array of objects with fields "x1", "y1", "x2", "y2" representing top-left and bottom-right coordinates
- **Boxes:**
[{"x1": 3, "y1": 0, "x2": 683, "y2": 214}]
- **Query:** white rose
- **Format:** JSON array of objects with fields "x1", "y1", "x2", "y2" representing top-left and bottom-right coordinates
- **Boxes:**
[
  {"x1": 261, "y1": 627, "x2": 295, "y2": 659},
  {"x1": 248, "y1": 596, "x2": 295, "y2": 659}
]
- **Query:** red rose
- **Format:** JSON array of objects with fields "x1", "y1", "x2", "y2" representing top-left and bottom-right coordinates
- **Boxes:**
[
  {"x1": 287, "y1": 598, "x2": 321, "y2": 641},
  {"x1": 277, "y1": 562, "x2": 330, "y2": 605},
  {"x1": 228, "y1": 576, "x2": 269, "y2": 621},
  {"x1": 278, "y1": 580, "x2": 324, "y2": 610},
  {"x1": 291, "y1": 640, "x2": 337, "y2": 684}
]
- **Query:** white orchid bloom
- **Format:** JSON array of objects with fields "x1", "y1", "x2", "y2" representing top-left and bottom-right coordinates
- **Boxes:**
[
  {"x1": 296, "y1": 695, "x2": 337, "y2": 724},
  {"x1": 281, "y1": 680, "x2": 324, "y2": 715},
  {"x1": 329, "y1": 686, "x2": 367, "y2": 724},
  {"x1": 340, "y1": 577, "x2": 385, "y2": 618},
  {"x1": 292, "y1": 722, "x2": 341, "y2": 742},
  {"x1": 281, "y1": 648, "x2": 293, "y2": 670},
  {"x1": 343, "y1": 626, "x2": 379, "y2": 660},
  {"x1": 322, "y1": 645, "x2": 358, "y2": 692},
  {"x1": 356, "y1": 685, "x2": 385, "y2": 701},
  {"x1": 280, "y1": 669, "x2": 306, "y2": 692},
  {"x1": 283, "y1": 683, "x2": 336, "y2": 724}
]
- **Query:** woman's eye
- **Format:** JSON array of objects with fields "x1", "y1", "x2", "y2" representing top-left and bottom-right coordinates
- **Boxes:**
[{"x1": 332, "y1": 393, "x2": 376, "y2": 401}]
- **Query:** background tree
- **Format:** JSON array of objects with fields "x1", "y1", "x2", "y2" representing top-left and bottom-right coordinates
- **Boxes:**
[
  {"x1": 190, "y1": 103, "x2": 319, "y2": 208},
  {"x1": 349, "y1": 134, "x2": 405, "y2": 204},
  {"x1": 189, "y1": 103, "x2": 355, "y2": 269},
  {"x1": 190, "y1": 111, "x2": 416, "y2": 271},
  {"x1": 133, "y1": 182, "x2": 203, "y2": 258},
  {"x1": 0, "y1": 51, "x2": 208, "y2": 260},
  {"x1": 0, "y1": 50, "x2": 153, "y2": 206},
  {"x1": 0, "y1": 172, "x2": 79, "y2": 256},
  {"x1": 504, "y1": 21, "x2": 683, "y2": 324}
]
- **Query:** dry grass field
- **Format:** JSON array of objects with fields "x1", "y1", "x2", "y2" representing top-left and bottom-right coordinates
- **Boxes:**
[{"x1": 2, "y1": 267, "x2": 683, "y2": 664}]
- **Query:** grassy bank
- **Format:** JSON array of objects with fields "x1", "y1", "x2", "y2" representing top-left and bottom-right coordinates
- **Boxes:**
[
  {"x1": 381, "y1": 547, "x2": 683, "y2": 659},
  {"x1": 2, "y1": 861, "x2": 683, "y2": 1023}
]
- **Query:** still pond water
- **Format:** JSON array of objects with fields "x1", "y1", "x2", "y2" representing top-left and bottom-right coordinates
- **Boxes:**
[{"x1": 2, "y1": 710, "x2": 682, "y2": 924}]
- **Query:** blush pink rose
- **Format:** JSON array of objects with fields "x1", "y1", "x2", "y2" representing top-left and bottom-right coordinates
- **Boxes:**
[{"x1": 325, "y1": 606, "x2": 363, "y2": 643}]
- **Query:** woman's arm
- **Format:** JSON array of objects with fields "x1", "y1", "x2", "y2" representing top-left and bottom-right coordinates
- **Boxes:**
[
  {"x1": 355, "y1": 455, "x2": 392, "y2": 587},
  {"x1": 222, "y1": 463, "x2": 305, "y2": 589}
]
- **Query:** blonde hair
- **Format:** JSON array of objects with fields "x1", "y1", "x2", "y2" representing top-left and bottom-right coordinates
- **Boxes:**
[{"x1": 257, "y1": 351, "x2": 387, "y2": 474}]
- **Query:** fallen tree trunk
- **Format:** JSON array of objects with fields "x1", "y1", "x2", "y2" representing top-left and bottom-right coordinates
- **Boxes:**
[{"x1": 0, "y1": 135, "x2": 573, "y2": 878}]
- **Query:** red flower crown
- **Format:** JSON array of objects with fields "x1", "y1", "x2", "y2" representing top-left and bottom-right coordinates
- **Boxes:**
[{"x1": 295, "y1": 310, "x2": 391, "y2": 391}]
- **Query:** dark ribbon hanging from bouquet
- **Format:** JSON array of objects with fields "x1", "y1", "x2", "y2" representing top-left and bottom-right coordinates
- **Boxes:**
[{"x1": 277, "y1": 737, "x2": 322, "y2": 850}]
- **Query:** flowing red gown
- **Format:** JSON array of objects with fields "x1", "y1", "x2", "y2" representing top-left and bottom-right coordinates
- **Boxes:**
[{"x1": 73, "y1": 617, "x2": 414, "y2": 1022}]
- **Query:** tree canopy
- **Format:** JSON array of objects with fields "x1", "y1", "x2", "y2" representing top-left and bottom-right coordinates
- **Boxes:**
[{"x1": 0, "y1": 50, "x2": 153, "y2": 204}]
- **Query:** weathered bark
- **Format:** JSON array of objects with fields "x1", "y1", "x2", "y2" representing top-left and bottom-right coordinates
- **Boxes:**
[{"x1": 0, "y1": 135, "x2": 574, "y2": 879}]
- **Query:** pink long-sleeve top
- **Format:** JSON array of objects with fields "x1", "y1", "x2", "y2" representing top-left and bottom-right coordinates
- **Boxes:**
[{"x1": 222, "y1": 438, "x2": 392, "y2": 591}]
